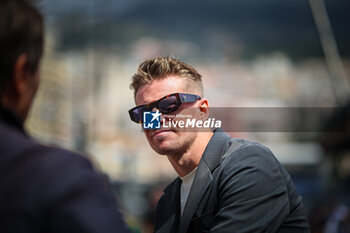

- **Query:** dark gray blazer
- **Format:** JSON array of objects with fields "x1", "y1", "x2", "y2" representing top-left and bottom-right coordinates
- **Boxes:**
[
  {"x1": 0, "y1": 105, "x2": 129, "y2": 233},
  {"x1": 154, "y1": 129, "x2": 310, "y2": 233}
]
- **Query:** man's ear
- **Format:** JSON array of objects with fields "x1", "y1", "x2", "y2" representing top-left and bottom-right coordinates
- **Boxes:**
[
  {"x1": 12, "y1": 54, "x2": 30, "y2": 96},
  {"x1": 198, "y1": 98, "x2": 209, "y2": 121}
]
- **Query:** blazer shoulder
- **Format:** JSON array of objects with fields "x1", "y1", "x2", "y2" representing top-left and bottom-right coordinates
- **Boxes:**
[
  {"x1": 40, "y1": 146, "x2": 93, "y2": 170},
  {"x1": 222, "y1": 138, "x2": 272, "y2": 159},
  {"x1": 0, "y1": 122, "x2": 92, "y2": 169},
  {"x1": 218, "y1": 138, "x2": 284, "y2": 183}
]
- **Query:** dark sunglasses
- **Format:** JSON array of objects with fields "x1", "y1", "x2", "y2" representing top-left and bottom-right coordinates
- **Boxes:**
[{"x1": 129, "y1": 93, "x2": 201, "y2": 123}]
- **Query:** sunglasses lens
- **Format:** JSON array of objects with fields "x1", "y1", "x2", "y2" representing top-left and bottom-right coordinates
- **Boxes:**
[
  {"x1": 158, "y1": 95, "x2": 179, "y2": 113},
  {"x1": 133, "y1": 106, "x2": 149, "y2": 122}
]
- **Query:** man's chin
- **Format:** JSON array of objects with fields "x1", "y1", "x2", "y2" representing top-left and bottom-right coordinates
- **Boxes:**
[
  {"x1": 149, "y1": 130, "x2": 176, "y2": 145},
  {"x1": 147, "y1": 130, "x2": 179, "y2": 154},
  {"x1": 150, "y1": 142, "x2": 176, "y2": 155}
]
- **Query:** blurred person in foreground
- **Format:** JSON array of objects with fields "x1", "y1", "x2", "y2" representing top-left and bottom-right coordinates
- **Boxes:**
[
  {"x1": 0, "y1": 0, "x2": 129, "y2": 232},
  {"x1": 128, "y1": 56, "x2": 310, "y2": 233}
]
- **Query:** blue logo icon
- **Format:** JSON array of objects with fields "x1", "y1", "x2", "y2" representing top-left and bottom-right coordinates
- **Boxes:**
[{"x1": 143, "y1": 110, "x2": 161, "y2": 129}]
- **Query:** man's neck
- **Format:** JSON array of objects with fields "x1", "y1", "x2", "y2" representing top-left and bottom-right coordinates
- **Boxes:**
[{"x1": 167, "y1": 131, "x2": 213, "y2": 177}]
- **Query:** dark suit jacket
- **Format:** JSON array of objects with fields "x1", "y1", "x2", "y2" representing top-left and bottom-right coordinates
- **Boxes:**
[
  {"x1": 0, "y1": 106, "x2": 129, "y2": 233},
  {"x1": 154, "y1": 129, "x2": 310, "y2": 233}
]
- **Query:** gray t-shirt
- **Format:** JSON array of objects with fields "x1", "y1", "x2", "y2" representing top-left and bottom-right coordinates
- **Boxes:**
[{"x1": 180, "y1": 167, "x2": 198, "y2": 216}]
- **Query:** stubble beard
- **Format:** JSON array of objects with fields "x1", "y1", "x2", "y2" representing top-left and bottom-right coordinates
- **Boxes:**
[{"x1": 151, "y1": 132, "x2": 197, "y2": 157}]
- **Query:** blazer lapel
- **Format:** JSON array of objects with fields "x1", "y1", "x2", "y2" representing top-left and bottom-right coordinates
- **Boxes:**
[
  {"x1": 178, "y1": 159, "x2": 212, "y2": 233},
  {"x1": 178, "y1": 128, "x2": 231, "y2": 233},
  {"x1": 156, "y1": 215, "x2": 177, "y2": 233},
  {"x1": 155, "y1": 178, "x2": 181, "y2": 233}
]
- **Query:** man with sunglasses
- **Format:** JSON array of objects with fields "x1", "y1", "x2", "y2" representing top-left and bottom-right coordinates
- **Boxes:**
[{"x1": 129, "y1": 57, "x2": 309, "y2": 233}]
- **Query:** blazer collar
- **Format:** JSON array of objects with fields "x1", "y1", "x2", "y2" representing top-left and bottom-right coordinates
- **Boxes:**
[
  {"x1": 201, "y1": 128, "x2": 231, "y2": 172},
  {"x1": 0, "y1": 104, "x2": 25, "y2": 134},
  {"x1": 156, "y1": 178, "x2": 182, "y2": 233},
  {"x1": 178, "y1": 128, "x2": 231, "y2": 233}
]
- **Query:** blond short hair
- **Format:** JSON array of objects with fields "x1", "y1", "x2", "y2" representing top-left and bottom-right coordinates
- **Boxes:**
[{"x1": 130, "y1": 56, "x2": 203, "y2": 98}]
